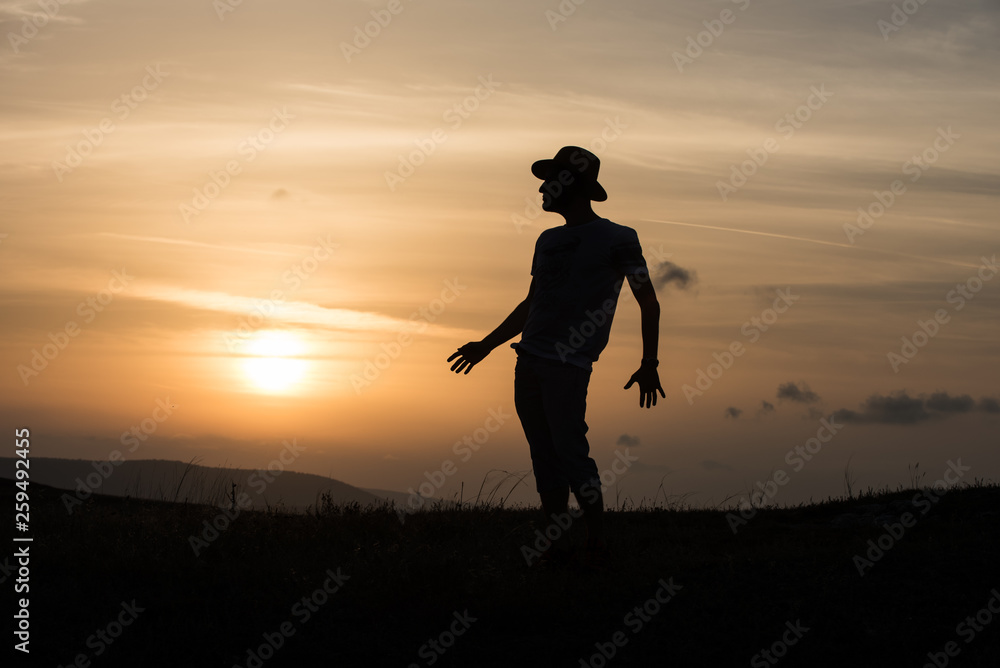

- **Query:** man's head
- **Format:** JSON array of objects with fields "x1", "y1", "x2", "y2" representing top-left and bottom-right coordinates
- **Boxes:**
[{"x1": 532, "y1": 146, "x2": 607, "y2": 214}]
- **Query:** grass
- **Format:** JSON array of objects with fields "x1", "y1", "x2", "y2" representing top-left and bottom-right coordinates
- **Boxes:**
[{"x1": 11, "y1": 475, "x2": 1000, "y2": 667}]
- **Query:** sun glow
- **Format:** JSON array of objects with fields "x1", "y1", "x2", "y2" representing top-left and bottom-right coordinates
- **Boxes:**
[{"x1": 242, "y1": 330, "x2": 308, "y2": 393}]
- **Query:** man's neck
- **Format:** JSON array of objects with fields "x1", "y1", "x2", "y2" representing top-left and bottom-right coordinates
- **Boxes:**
[{"x1": 562, "y1": 205, "x2": 600, "y2": 227}]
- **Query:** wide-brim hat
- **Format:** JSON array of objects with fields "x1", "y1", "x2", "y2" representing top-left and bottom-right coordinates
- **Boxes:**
[{"x1": 531, "y1": 145, "x2": 608, "y2": 202}]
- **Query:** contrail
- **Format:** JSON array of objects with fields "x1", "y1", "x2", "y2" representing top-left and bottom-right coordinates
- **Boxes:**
[
  {"x1": 639, "y1": 218, "x2": 983, "y2": 270},
  {"x1": 642, "y1": 218, "x2": 855, "y2": 249}
]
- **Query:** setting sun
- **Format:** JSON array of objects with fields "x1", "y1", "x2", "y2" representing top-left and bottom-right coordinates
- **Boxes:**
[{"x1": 242, "y1": 330, "x2": 308, "y2": 394}]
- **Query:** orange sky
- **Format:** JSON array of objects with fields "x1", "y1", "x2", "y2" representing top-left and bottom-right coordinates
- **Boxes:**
[{"x1": 1, "y1": 0, "x2": 998, "y2": 507}]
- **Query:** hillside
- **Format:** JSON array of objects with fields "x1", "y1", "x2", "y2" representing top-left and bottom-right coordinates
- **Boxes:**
[{"x1": 5, "y1": 477, "x2": 999, "y2": 667}]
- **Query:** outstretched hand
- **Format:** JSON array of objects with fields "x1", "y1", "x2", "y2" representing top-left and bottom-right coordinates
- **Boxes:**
[
  {"x1": 447, "y1": 341, "x2": 492, "y2": 374},
  {"x1": 624, "y1": 364, "x2": 666, "y2": 408}
]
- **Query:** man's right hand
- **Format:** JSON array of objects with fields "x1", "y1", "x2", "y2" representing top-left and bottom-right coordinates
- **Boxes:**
[{"x1": 447, "y1": 341, "x2": 492, "y2": 374}]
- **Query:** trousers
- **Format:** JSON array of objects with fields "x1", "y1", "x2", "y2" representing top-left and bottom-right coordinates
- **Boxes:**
[{"x1": 513, "y1": 350, "x2": 600, "y2": 494}]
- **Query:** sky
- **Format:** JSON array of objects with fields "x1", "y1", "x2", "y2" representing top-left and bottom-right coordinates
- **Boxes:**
[{"x1": 1, "y1": 0, "x2": 998, "y2": 509}]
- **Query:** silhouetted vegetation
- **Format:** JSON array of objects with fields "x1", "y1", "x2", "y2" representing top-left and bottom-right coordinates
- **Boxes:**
[{"x1": 7, "y1": 477, "x2": 999, "y2": 667}]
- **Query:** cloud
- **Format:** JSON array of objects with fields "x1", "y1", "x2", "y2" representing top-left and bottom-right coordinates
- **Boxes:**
[
  {"x1": 0, "y1": 0, "x2": 90, "y2": 25},
  {"x1": 777, "y1": 381, "x2": 820, "y2": 404},
  {"x1": 833, "y1": 391, "x2": 999, "y2": 425},
  {"x1": 757, "y1": 401, "x2": 775, "y2": 418},
  {"x1": 834, "y1": 392, "x2": 927, "y2": 424},
  {"x1": 724, "y1": 407, "x2": 742, "y2": 419},
  {"x1": 701, "y1": 459, "x2": 733, "y2": 472},
  {"x1": 617, "y1": 434, "x2": 640, "y2": 448},
  {"x1": 126, "y1": 283, "x2": 474, "y2": 338},
  {"x1": 650, "y1": 261, "x2": 697, "y2": 290},
  {"x1": 98, "y1": 233, "x2": 300, "y2": 257},
  {"x1": 925, "y1": 392, "x2": 975, "y2": 413}
]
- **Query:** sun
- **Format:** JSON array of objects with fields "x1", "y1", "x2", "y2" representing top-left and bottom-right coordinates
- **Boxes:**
[{"x1": 242, "y1": 330, "x2": 308, "y2": 393}]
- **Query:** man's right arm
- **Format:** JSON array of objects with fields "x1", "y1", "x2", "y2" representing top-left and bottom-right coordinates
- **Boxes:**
[
  {"x1": 447, "y1": 277, "x2": 535, "y2": 374},
  {"x1": 481, "y1": 277, "x2": 535, "y2": 350}
]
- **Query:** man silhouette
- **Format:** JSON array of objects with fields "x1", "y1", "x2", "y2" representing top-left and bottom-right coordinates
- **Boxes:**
[{"x1": 447, "y1": 146, "x2": 664, "y2": 567}]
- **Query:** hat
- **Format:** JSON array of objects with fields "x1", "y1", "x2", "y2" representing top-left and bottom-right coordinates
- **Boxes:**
[{"x1": 531, "y1": 146, "x2": 608, "y2": 202}]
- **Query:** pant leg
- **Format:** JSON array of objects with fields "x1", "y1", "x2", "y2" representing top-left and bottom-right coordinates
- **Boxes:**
[
  {"x1": 536, "y1": 358, "x2": 600, "y2": 495},
  {"x1": 514, "y1": 353, "x2": 569, "y2": 494},
  {"x1": 515, "y1": 352, "x2": 599, "y2": 495}
]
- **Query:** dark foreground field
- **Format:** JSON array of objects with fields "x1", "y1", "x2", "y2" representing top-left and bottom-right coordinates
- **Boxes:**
[{"x1": 5, "y1": 479, "x2": 999, "y2": 667}]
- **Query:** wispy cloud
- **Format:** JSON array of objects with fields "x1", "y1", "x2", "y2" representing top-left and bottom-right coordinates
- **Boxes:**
[
  {"x1": 0, "y1": 0, "x2": 91, "y2": 23},
  {"x1": 129, "y1": 283, "x2": 473, "y2": 339},
  {"x1": 98, "y1": 234, "x2": 302, "y2": 258},
  {"x1": 640, "y1": 219, "x2": 986, "y2": 270}
]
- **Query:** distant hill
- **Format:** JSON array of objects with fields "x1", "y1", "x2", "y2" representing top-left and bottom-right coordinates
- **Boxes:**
[{"x1": 0, "y1": 457, "x2": 389, "y2": 511}]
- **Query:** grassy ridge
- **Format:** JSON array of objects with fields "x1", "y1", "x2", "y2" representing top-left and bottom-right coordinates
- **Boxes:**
[{"x1": 8, "y1": 479, "x2": 1000, "y2": 667}]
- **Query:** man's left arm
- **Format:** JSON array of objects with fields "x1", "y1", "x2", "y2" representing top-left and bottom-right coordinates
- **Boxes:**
[{"x1": 623, "y1": 269, "x2": 665, "y2": 408}]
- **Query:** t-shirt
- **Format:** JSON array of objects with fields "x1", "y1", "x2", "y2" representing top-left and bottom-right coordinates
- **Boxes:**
[{"x1": 511, "y1": 217, "x2": 648, "y2": 371}]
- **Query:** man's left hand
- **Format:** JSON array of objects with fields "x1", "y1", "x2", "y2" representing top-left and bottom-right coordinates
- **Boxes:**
[{"x1": 624, "y1": 364, "x2": 665, "y2": 408}]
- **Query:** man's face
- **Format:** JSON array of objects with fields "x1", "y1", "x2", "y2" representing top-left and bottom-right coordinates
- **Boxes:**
[{"x1": 539, "y1": 167, "x2": 586, "y2": 212}]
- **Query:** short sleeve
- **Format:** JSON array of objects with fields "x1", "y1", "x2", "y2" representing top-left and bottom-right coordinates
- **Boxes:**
[{"x1": 609, "y1": 228, "x2": 647, "y2": 278}]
